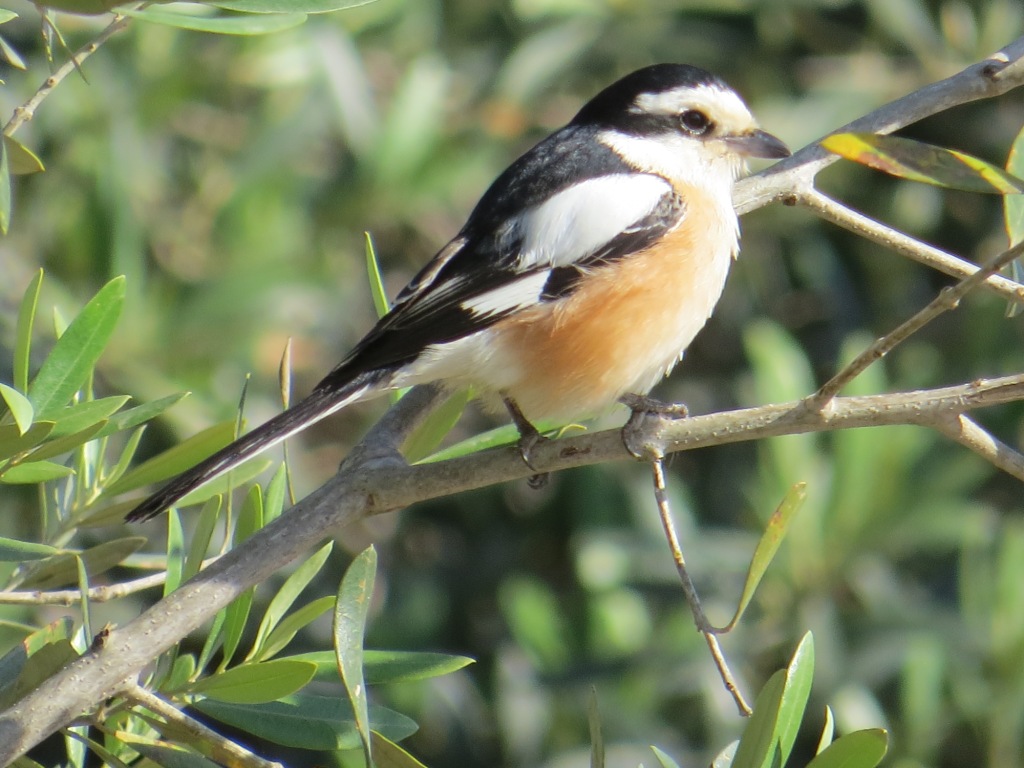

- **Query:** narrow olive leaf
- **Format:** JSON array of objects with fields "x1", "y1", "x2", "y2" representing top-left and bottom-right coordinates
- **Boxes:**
[
  {"x1": 0, "y1": 460, "x2": 74, "y2": 484},
  {"x1": 27, "y1": 277, "x2": 126, "y2": 420},
  {"x1": 101, "y1": 427, "x2": 145, "y2": 488},
  {"x1": 805, "y1": 729, "x2": 888, "y2": 768},
  {"x1": 822, "y1": 133, "x2": 1024, "y2": 193},
  {"x1": 102, "y1": 419, "x2": 240, "y2": 496},
  {"x1": 0, "y1": 537, "x2": 59, "y2": 562},
  {"x1": 95, "y1": 392, "x2": 188, "y2": 438},
  {"x1": 218, "y1": 488, "x2": 263, "y2": 671},
  {"x1": 0, "y1": 134, "x2": 11, "y2": 234},
  {"x1": 250, "y1": 541, "x2": 334, "y2": 660},
  {"x1": 0, "y1": 639, "x2": 77, "y2": 710},
  {"x1": 370, "y1": 731, "x2": 429, "y2": 768},
  {"x1": 776, "y1": 633, "x2": 816, "y2": 766},
  {"x1": 650, "y1": 745, "x2": 684, "y2": 768},
  {"x1": 205, "y1": 0, "x2": 378, "y2": 12},
  {"x1": 122, "y1": 740, "x2": 220, "y2": 768},
  {"x1": 1004, "y1": 125, "x2": 1024, "y2": 317},
  {"x1": 286, "y1": 649, "x2": 474, "y2": 684},
  {"x1": 588, "y1": 687, "x2": 604, "y2": 768},
  {"x1": 335, "y1": 546, "x2": 377, "y2": 767},
  {"x1": 121, "y1": 7, "x2": 307, "y2": 34},
  {"x1": 3, "y1": 136, "x2": 44, "y2": 175},
  {"x1": 0, "y1": 618, "x2": 73, "y2": 693},
  {"x1": 13, "y1": 269, "x2": 42, "y2": 393},
  {"x1": 263, "y1": 463, "x2": 288, "y2": 524},
  {"x1": 17, "y1": 536, "x2": 146, "y2": 590},
  {"x1": 0, "y1": 35, "x2": 25, "y2": 72},
  {"x1": 0, "y1": 383, "x2": 33, "y2": 435},
  {"x1": 364, "y1": 232, "x2": 390, "y2": 319},
  {"x1": 0, "y1": 421, "x2": 54, "y2": 461},
  {"x1": 187, "y1": 659, "x2": 317, "y2": 703},
  {"x1": 164, "y1": 509, "x2": 185, "y2": 596},
  {"x1": 816, "y1": 706, "x2": 836, "y2": 754},
  {"x1": 416, "y1": 418, "x2": 569, "y2": 463},
  {"x1": 197, "y1": 609, "x2": 228, "y2": 675},
  {"x1": 0, "y1": 10, "x2": 18, "y2": 23},
  {"x1": 166, "y1": 653, "x2": 198, "y2": 691},
  {"x1": 24, "y1": 421, "x2": 106, "y2": 462},
  {"x1": 402, "y1": 388, "x2": 472, "y2": 463},
  {"x1": 721, "y1": 482, "x2": 806, "y2": 632},
  {"x1": 730, "y1": 670, "x2": 786, "y2": 768},
  {"x1": 46, "y1": 396, "x2": 129, "y2": 438},
  {"x1": 709, "y1": 742, "x2": 739, "y2": 768},
  {"x1": 193, "y1": 696, "x2": 417, "y2": 750},
  {"x1": 66, "y1": 731, "x2": 130, "y2": 768},
  {"x1": 184, "y1": 496, "x2": 221, "y2": 582},
  {"x1": 258, "y1": 596, "x2": 336, "y2": 661}
]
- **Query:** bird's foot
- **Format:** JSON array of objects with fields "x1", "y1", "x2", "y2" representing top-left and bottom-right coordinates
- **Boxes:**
[
  {"x1": 503, "y1": 397, "x2": 550, "y2": 489},
  {"x1": 619, "y1": 393, "x2": 689, "y2": 460}
]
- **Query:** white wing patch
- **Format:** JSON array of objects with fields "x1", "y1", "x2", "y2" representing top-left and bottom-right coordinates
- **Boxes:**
[
  {"x1": 516, "y1": 174, "x2": 672, "y2": 269},
  {"x1": 461, "y1": 270, "x2": 551, "y2": 318}
]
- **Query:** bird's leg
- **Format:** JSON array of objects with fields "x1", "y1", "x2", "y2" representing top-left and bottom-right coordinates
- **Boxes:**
[
  {"x1": 502, "y1": 396, "x2": 549, "y2": 488},
  {"x1": 619, "y1": 392, "x2": 689, "y2": 459}
]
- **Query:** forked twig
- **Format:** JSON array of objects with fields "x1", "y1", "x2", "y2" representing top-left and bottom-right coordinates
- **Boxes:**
[{"x1": 650, "y1": 458, "x2": 752, "y2": 716}]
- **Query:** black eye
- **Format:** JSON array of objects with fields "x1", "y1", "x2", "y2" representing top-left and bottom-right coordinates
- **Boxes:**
[{"x1": 679, "y1": 109, "x2": 712, "y2": 135}]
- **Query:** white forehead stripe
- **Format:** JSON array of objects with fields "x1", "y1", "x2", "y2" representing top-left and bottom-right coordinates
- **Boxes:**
[{"x1": 631, "y1": 83, "x2": 756, "y2": 131}]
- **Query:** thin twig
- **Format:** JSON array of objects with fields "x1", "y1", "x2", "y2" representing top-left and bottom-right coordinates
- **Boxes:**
[
  {"x1": 797, "y1": 189, "x2": 1024, "y2": 307},
  {"x1": 124, "y1": 685, "x2": 283, "y2": 768},
  {"x1": 650, "y1": 459, "x2": 751, "y2": 716},
  {"x1": 0, "y1": 557, "x2": 219, "y2": 605},
  {"x1": 932, "y1": 414, "x2": 1024, "y2": 482},
  {"x1": 3, "y1": 14, "x2": 131, "y2": 137},
  {"x1": 809, "y1": 240, "x2": 1024, "y2": 406}
]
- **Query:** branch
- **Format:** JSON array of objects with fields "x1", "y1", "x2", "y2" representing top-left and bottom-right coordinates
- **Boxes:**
[
  {"x1": 3, "y1": 14, "x2": 131, "y2": 137},
  {"x1": 4, "y1": 372, "x2": 1024, "y2": 759}
]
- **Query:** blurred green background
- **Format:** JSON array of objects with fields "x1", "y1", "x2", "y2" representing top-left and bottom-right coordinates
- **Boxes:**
[{"x1": 2, "y1": 0, "x2": 1024, "y2": 766}]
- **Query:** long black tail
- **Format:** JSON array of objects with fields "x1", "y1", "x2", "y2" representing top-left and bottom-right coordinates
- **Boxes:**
[{"x1": 126, "y1": 371, "x2": 388, "y2": 522}]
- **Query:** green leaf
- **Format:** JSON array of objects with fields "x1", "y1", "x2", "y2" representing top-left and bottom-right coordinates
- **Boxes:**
[
  {"x1": 0, "y1": 421, "x2": 54, "y2": 461},
  {"x1": 402, "y1": 388, "x2": 472, "y2": 463},
  {"x1": 23, "y1": 421, "x2": 106, "y2": 462},
  {"x1": 103, "y1": 419, "x2": 240, "y2": 496},
  {"x1": 650, "y1": 745, "x2": 683, "y2": 768},
  {"x1": 0, "y1": 639, "x2": 78, "y2": 709},
  {"x1": 13, "y1": 269, "x2": 42, "y2": 393},
  {"x1": 33, "y1": 0, "x2": 122, "y2": 14},
  {"x1": 258, "y1": 596, "x2": 335, "y2": 661},
  {"x1": 0, "y1": 383, "x2": 33, "y2": 434},
  {"x1": 0, "y1": 618, "x2": 73, "y2": 696},
  {"x1": 263, "y1": 464, "x2": 287, "y2": 524},
  {"x1": 204, "y1": 0, "x2": 378, "y2": 12},
  {"x1": 0, "y1": 537, "x2": 60, "y2": 562},
  {"x1": 776, "y1": 633, "x2": 815, "y2": 766},
  {"x1": 0, "y1": 460, "x2": 74, "y2": 484},
  {"x1": 1005, "y1": 124, "x2": 1024, "y2": 317},
  {"x1": 817, "y1": 706, "x2": 835, "y2": 754},
  {"x1": 219, "y1": 589, "x2": 254, "y2": 672},
  {"x1": 27, "y1": 277, "x2": 126, "y2": 419},
  {"x1": 364, "y1": 232, "x2": 390, "y2": 319},
  {"x1": 721, "y1": 482, "x2": 806, "y2": 631},
  {"x1": 18, "y1": 537, "x2": 146, "y2": 590},
  {"x1": 188, "y1": 659, "x2": 317, "y2": 703},
  {"x1": 287, "y1": 649, "x2": 474, "y2": 684},
  {"x1": 95, "y1": 392, "x2": 188, "y2": 438},
  {"x1": 0, "y1": 10, "x2": 18, "y2": 23},
  {"x1": 250, "y1": 542, "x2": 333, "y2": 660},
  {"x1": 184, "y1": 496, "x2": 221, "y2": 582},
  {"x1": 822, "y1": 133, "x2": 1024, "y2": 193},
  {"x1": 75, "y1": 556, "x2": 91, "y2": 641},
  {"x1": 121, "y1": 7, "x2": 307, "y2": 35},
  {"x1": 166, "y1": 653, "x2": 197, "y2": 691},
  {"x1": 47, "y1": 396, "x2": 129, "y2": 438},
  {"x1": 0, "y1": 131, "x2": 11, "y2": 234},
  {"x1": 164, "y1": 509, "x2": 186, "y2": 596},
  {"x1": 369, "y1": 731, "x2": 429, "y2": 768},
  {"x1": 335, "y1": 545, "x2": 377, "y2": 766},
  {"x1": 3, "y1": 136, "x2": 44, "y2": 175},
  {"x1": 805, "y1": 729, "x2": 888, "y2": 768},
  {"x1": 730, "y1": 670, "x2": 786, "y2": 768},
  {"x1": 193, "y1": 695, "x2": 417, "y2": 750}
]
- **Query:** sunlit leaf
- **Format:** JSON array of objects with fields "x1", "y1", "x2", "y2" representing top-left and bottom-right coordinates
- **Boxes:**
[
  {"x1": 335, "y1": 546, "x2": 377, "y2": 765},
  {"x1": 402, "y1": 388, "x2": 471, "y2": 462},
  {"x1": 13, "y1": 269, "x2": 42, "y2": 393},
  {"x1": 27, "y1": 277, "x2": 125, "y2": 419},
  {"x1": 204, "y1": 0, "x2": 378, "y2": 12},
  {"x1": 823, "y1": 132, "x2": 1024, "y2": 193},
  {"x1": 0, "y1": 460, "x2": 74, "y2": 484},
  {"x1": 0, "y1": 131, "x2": 10, "y2": 234},
  {"x1": 3, "y1": 136, "x2": 44, "y2": 175},
  {"x1": 650, "y1": 745, "x2": 683, "y2": 768},
  {"x1": 730, "y1": 670, "x2": 785, "y2": 768},
  {"x1": 721, "y1": 482, "x2": 806, "y2": 631},
  {"x1": 287, "y1": 648, "x2": 474, "y2": 684},
  {"x1": 45, "y1": 396, "x2": 129, "y2": 438},
  {"x1": 777, "y1": 633, "x2": 815, "y2": 766},
  {"x1": 18, "y1": 537, "x2": 146, "y2": 590},
  {"x1": 0, "y1": 536, "x2": 60, "y2": 562},
  {"x1": 122, "y1": 7, "x2": 307, "y2": 35},
  {"x1": 0, "y1": 421, "x2": 54, "y2": 461},
  {"x1": 258, "y1": 596, "x2": 335, "y2": 661},
  {"x1": 95, "y1": 392, "x2": 188, "y2": 438},
  {"x1": 817, "y1": 706, "x2": 835, "y2": 754},
  {"x1": 370, "y1": 731, "x2": 429, "y2": 768},
  {"x1": 0, "y1": 383, "x2": 33, "y2": 435},
  {"x1": 23, "y1": 421, "x2": 106, "y2": 462},
  {"x1": 187, "y1": 659, "x2": 316, "y2": 703},
  {"x1": 805, "y1": 729, "x2": 888, "y2": 768},
  {"x1": 1004, "y1": 124, "x2": 1024, "y2": 316}
]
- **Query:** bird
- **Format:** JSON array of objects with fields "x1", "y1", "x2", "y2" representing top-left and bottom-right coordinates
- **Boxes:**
[{"x1": 127, "y1": 63, "x2": 789, "y2": 522}]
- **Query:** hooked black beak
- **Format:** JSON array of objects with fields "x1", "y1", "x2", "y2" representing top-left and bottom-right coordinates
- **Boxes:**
[{"x1": 724, "y1": 128, "x2": 791, "y2": 160}]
